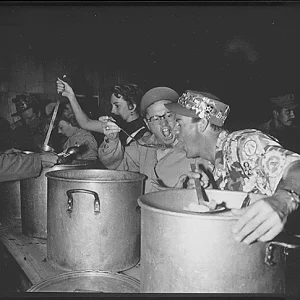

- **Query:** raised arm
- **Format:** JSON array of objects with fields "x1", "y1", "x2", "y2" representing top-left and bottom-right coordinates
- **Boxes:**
[{"x1": 56, "y1": 78, "x2": 105, "y2": 133}]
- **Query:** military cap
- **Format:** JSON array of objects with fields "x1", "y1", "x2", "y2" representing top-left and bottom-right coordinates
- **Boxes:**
[
  {"x1": 11, "y1": 94, "x2": 40, "y2": 117},
  {"x1": 140, "y1": 87, "x2": 179, "y2": 116},
  {"x1": 270, "y1": 93, "x2": 298, "y2": 109}
]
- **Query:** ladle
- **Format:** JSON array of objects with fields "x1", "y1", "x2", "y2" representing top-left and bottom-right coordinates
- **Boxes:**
[
  {"x1": 57, "y1": 145, "x2": 81, "y2": 158},
  {"x1": 106, "y1": 118, "x2": 173, "y2": 150},
  {"x1": 56, "y1": 145, "x2": 82, "y2": 165},
  {"x1": 190, "y1": 163, "x2": 218, "y2": 211},
  {"x1": 41, "y1": 100, "x2": 60, "y2": 152}
]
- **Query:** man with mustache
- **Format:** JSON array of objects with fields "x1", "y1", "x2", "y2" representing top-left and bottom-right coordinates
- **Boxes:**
[
  {"x1": 259, "y1": 93, "x2": 300, "y2": 154},
  {"x1": 98, "y1": 87, "x2": 208, "y2": 194}
]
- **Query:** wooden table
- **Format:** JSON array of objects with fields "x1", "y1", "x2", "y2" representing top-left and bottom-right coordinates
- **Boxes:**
[{"x1": 0, "y1": 219, "x2": 140, "y2": 292}]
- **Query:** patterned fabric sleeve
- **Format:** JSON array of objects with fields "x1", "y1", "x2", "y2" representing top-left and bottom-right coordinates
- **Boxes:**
[
  {"x1": 214, "y1": 129, "x2": 300, "y2": 195},
  {"x1": 235, "y1": 130, "x2": 300, "y2": 195}
]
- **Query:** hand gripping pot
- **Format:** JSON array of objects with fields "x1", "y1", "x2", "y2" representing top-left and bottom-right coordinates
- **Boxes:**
[
  {"x1": 46, "y1": 169, "x2": 145, "y2": 272},
  {"x1": 138, "y1": 188, "x2": 300, "y2": 293}
]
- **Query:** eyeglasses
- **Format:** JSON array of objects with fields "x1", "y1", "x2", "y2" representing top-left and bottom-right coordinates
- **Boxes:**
[{"x1": 146, "y1": 112, "x2": 176, "y2": 125}]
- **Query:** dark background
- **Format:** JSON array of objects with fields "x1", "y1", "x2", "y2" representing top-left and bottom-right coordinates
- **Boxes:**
[{"x1": 1, "y1": 2, "x2": 300, "y2": 129}]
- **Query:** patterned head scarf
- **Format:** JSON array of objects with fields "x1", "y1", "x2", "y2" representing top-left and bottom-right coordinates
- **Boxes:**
[{"x1": 165, "y1": 90, "x2": 230, "y2": 127}]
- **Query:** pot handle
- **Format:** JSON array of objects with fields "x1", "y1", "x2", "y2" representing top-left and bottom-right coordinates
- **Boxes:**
[
  {"x1": 66, "y1": 189, "x2": 100, "y2": 215},
  {"x1": 265, "y1": 232, "x2": 300, "y2": 266}
]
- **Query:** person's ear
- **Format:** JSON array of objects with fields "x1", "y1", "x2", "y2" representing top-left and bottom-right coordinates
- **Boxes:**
[
  {"x1": 128, "y1": 103, "x2": 137, "y2": 111},
  {"x1": 273, "y1": 110, "x2": 279, "y2": 118},
  {"x1": 197, "y1": 118, "x2": 209, "y2": 132}
]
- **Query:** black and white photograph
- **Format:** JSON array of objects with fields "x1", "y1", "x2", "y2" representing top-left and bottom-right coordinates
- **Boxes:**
[{"x1": 0, "y1": 1, "x2": 300, "y2": 296}]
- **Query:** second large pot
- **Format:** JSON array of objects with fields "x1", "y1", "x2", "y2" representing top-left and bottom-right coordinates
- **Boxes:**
[
  {"x1": 20, "y1": 160, "x2": 102, "y2": 239},
  {"x1": 46, "y1": 169, "x2": 145, "y2": 272},
  {"x1": 138, "y1": 189, "x2": 300, "y2": 293},
  {"x1": 0, "y1": 180, "x2": 21, "y2": 224}
]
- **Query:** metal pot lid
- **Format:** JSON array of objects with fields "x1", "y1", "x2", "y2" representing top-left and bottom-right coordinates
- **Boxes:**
[{"x1": 27, "y1": 270, "x2": 140, "y2": 293}]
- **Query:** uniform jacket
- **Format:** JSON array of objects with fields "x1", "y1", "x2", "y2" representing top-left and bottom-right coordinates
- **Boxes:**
[
  {"x1": 98, "y1": 133, "x2": 208, "y2": 194},
  {"x1": 258, "y1": 119, "x2": 300, "y2": 154},
  {"x1": 9, "y1": 116, "x2": 50, "y2": 152},
  {"x1": 0, "y1": 153, "x2": 42, "y2": 182}
]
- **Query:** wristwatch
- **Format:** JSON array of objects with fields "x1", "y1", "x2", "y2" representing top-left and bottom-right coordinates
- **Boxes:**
[{"x1": 283, "y1": 189, "x2": 300, "y2": 205}]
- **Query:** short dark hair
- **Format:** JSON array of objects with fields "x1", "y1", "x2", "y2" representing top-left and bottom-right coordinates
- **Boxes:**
[
  {"x1": 111, "y1": 83, "x2": 144, "y2": 113},
  {"x1": 58, "y1": 113, "x2": 79, "y2": 128}
]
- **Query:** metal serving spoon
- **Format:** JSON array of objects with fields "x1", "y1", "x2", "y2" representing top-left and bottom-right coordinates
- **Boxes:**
[
  {"x1": 57, "y1": 145, "x2": 81, "y2": 158},
  {"x1": 107, "y1": 118, "x2": 173, "y2": 150}
]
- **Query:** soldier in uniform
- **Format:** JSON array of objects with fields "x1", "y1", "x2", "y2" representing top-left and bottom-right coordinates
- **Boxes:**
[
  {"x1": 258, "y1": 93, "x2": 300, "y2": 154},
  {"x1": 9, "y1": 94, "x2": 50, "y2": 152}
]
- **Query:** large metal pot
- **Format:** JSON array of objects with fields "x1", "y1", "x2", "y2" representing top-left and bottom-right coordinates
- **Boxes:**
[
  {"x1": 138, "y1": 189, "x2": 300, "y2": 293},
  {"x1": 0, "y1": 181, "x2": 21, "y2": 224},
  {"x1": 0, "y1": 151, "x2": 35, "y2": 225},
  {"x1": 46, "y1": 169, "x2": 145, "y2": 272},
  {"x1": 20, "y1": 160, "x2": 103, "y2": 239}
]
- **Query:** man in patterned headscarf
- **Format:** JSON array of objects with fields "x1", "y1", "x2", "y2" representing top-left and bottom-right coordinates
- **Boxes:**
[{"x1": 166, "y1": 90, "x2": 300, "y2": 244}]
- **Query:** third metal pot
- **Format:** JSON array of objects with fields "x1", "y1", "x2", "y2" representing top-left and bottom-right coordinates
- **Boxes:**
[{"x1": 138, "y1": 189, "x2": 300, "y2": 293}]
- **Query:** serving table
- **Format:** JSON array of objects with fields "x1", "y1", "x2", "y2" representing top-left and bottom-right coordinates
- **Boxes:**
[{"x1": 0, "y1": 219, "x2": 140, "y2": 292}]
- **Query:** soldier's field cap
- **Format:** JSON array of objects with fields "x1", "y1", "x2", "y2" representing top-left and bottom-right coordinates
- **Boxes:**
[
  {"x1": 140, "y1": 87, "x2": 179, "y2": 116},
  {"x1": 11, "y1": 94, "x2": 39, "y2": 117},
  {"x1": 270, "y1": 93, "x2": 298, "y2": 109},
  {"x1": 165, "y1": 90, "x2": 230, "y2": 127}
]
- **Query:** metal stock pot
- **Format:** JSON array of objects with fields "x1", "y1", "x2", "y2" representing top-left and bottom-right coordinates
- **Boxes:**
[
  {"x1": 0, "y1": 151, "x2": 35, "y2": 224},
  {"x1": 0, "y1": 181, "x2": 21, "y2": 224},
  {"x1": 46, "y1": 169, "x2": 145, "y2": 272},
  {"x1": 20, "y1": 160, "x2": 102, "y2": 238},
  {"x1": 138, "y1": 189, "x2": 300, "y2": 293}
]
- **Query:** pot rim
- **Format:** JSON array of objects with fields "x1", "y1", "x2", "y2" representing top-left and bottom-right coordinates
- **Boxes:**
[
  {"x1": 27, "y1": 270, "x2": 140, "y2": 292},
  {"x1": 137, "y1": 197, "x2": 238, "y2": 220},
  {"x1": 137, "y1": 188, "x2": 246, "y2": 220},
  {"x1": 46, "y1": 169, "x2": 146, "y2": 183}
]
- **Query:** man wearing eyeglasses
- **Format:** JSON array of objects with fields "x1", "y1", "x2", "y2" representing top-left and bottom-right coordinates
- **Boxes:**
[{"x1": 98, "y1": 87, "x2": 208, "y2": 194}]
